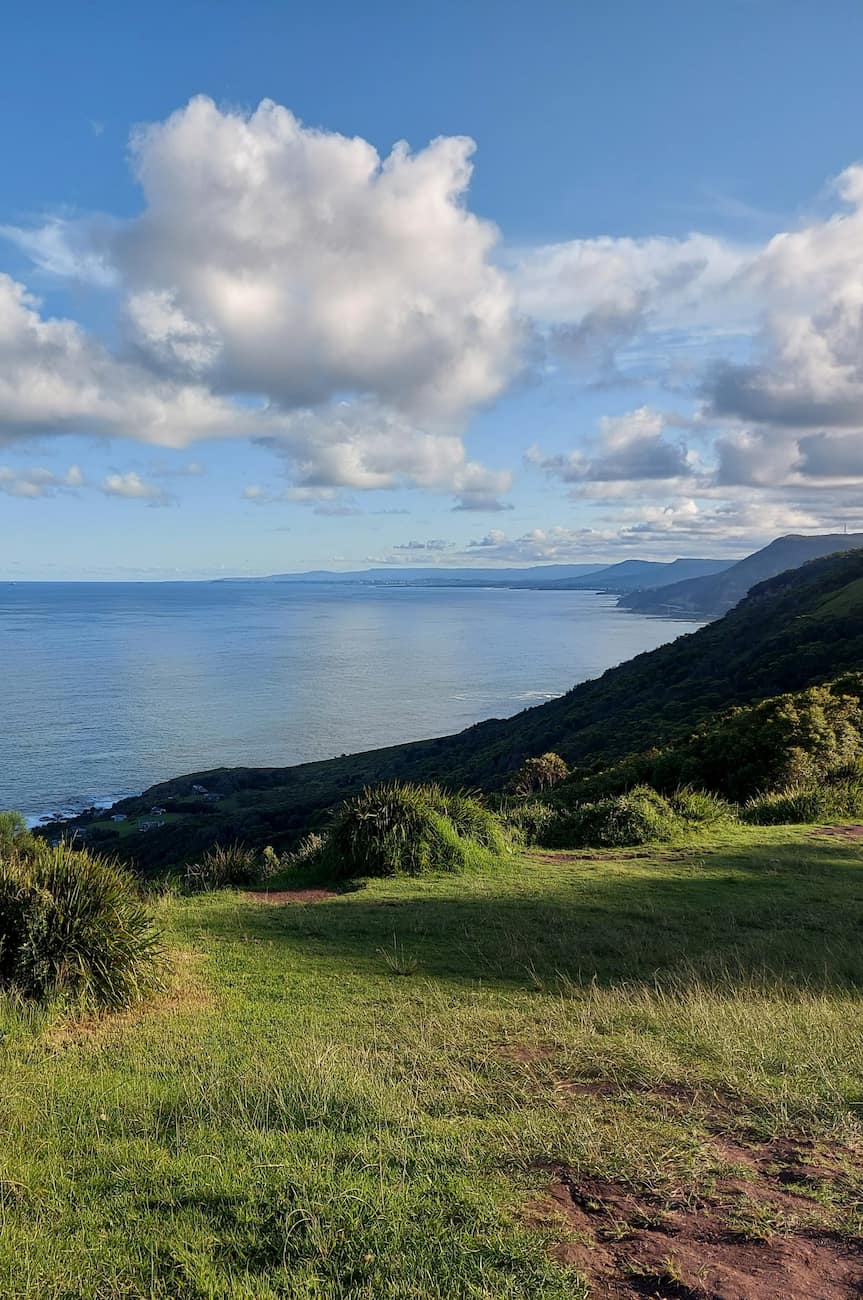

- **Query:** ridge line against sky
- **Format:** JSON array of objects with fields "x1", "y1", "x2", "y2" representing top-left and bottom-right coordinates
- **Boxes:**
[{"x1": 2, "y1": 1, "x2": 863, "y2": 579}]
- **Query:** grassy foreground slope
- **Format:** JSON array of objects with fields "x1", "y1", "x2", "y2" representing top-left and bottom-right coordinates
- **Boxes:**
[
  {"x1": 95, "y1": 548, "x2": 863, "y2": 870},
  {"x1": 2, "y1": 826, "x2": 863, "y2": 1298}
]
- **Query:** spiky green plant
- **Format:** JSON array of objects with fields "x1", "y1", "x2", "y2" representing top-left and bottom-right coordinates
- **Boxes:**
[
  {"x1": 668, "y1": 787, "x2": 736, "y2": 826},
  {"x1": 184, "y1": 841, "x2": 262, "y2": 891},
  {"x1": 439, "y1": 791, "x2": 509, "y2": 854},
  {"x1": 0, "y1": 843, "x2": 162, "y2": 1007},
  {"x1": 742, "y1": 775, "x2": 863, "y2": 825},
  {"x1": 325, "y1": 782, "x2": 506, "y2": 879}
]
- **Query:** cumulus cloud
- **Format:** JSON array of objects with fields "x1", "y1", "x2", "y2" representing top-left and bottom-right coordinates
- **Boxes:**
[
  {"x1": 705, "y1": 167, "x2": 863, "y2": 430},
  {"x1": 0, "y1": 97, "x2": 518, "y2": 507},
  {"x1": 393, "y1": 538, "x2": 451, "y2": 552},
  {"x1": 465, "y1": 526, "x2": 599, "y2": 562},
  {"x1": 0, "y1": 464, "x2": 84, "y2": 498},
  {"x1": 796, "y1": 432, "x2": 863, "y2": 480},
  {"x1": 530, "y1": 406, "x2": 694, "y2": 489},
  {"x1": 514, "y1": 162, "x2": 863, "y2": 518},
  {"x1": 463, "y1": 495, "x2": 822, "y2": 562},
  {"x1": 8, "y1": 102, "x2": 863, "y2": 534},
  {"x1": 511, "y1": 231, "x2": 753, "y2": 379},
  {"x1": 101, "y1": 471, "x2": 171, "y2": 504},
  {"x1": 612, "y1": 496, "x2": 819, "y2": 546},
  {"x1": 255, "y1": 399, "x2": 513, "y2": 509},
  {"x1": 0, "y1": 273, "x2": 257, "y2": 447},
  {"x1": 111, "y1": 97, "x2": 518, "y2": 421}
]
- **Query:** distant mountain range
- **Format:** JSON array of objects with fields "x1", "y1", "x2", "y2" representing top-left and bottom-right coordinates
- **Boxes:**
[
  {"x1": 620, "y1": 533, "x2": 863, "y2": 616},
  {"x1": 230, "y1": 563, "x2": 606, "y2": 585},
  {"x1": 539, "y1": 557, "x2": 731, "y2": 592},
  {"x1": 224, "y1": 556, "x2": 733, "y2": 594}
]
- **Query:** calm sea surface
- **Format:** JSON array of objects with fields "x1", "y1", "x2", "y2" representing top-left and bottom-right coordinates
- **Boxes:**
[{"x1": 1, "y1": 582, "x2": 703, "y2": 818}]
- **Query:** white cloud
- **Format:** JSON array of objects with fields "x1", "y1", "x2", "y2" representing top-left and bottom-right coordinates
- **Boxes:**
[
  {"x1": 463, "y1": 496, "x2": 824, "y2": 563},
  {"x1": 0, "y1": 217, "x2": 116, "y2": 286},
  {"x1": 125, "y1": 289, "x2": 221, "y2": 373},
  {"x1": 612, "y1": 496, "x2": 820, "y2": 546},
  {"x1": 515, "y1": 162, "x2": 863, "y2": 515},
  {"x1": 531, "y1": 405, "x2": 694, "y2": 487},
  {"x1": 695, "y1": 165, "x2": 863, "y2": 491},
  {"x1": 0, "y1": 463, "x2": 84, "y2": 498},
  {"x1": 7, "y1": 104, "x2": 863, "y2": 533},
  {"x1": 393, "y1": 538, "x2": 451, "y2": 552},
  {"x1": 465, "y1": 526, "x2": 599, "y2": 562},
  {"x1": 257, "y1": 398, "x2": 513, "y2": 509},
  {"x1": 511, "y1": 231, "x2": 753, "y2": 379},
  {"x1": 0, "y1": 273, "x2": 255, "y2": 447},
  {"x1": 0, "y1": 97, "x2": 517, "y2": 506},
  {"x1": 116, "y1": 96, "x2": 519, "y2": 422},
  {"x1": 101, "y1": 471, "x2": 171, "y2": 504}
]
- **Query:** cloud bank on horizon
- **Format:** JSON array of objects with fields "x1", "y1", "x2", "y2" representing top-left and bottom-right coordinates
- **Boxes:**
[{"x1": 2, "y1": 94, "x2": 863, "y2": 559}]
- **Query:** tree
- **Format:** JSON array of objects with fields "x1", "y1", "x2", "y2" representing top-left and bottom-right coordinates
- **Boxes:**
[{"x1": 508, "y1": 752, "x2": 570, "y2": 797}]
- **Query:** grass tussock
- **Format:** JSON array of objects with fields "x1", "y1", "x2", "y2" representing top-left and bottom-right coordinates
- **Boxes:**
[
  {"x1": 540, "y1": 784, "x2": 733, "y2": 849},
  {"x1": 325, "y1": 781, "x2": 508, "y2": 878},
  {"x1": 0, "y1": 841, "x2": 162, "y2": 1007},
  {"x1": 183, "y1": 840, "x2": 266, "y2": 891},
  {"x1": 742, "y1": 773, "x2": 863, "y2": 825}
]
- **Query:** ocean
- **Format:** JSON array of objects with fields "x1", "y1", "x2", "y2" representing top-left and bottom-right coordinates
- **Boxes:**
[{"x1": 1, "y1": 581, "x2": 703, "y2": 819}]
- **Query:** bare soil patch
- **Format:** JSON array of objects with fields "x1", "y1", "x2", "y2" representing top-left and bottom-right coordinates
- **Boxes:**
[
  {"x1": 510, "y1": 1055, "x2": 863, "y2": 1296},
  {"x1": 243, "y1": 888, "x2": 337, "y2": 904},
  {"x1": 532, "y1": 1154, "x2": 863, "y2": 1299},
  {"x1": 812, "y1": 825, "x2": 863, "y2": 841}
]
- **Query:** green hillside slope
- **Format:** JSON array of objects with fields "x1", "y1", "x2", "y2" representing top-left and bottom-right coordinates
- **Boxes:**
[
  {"x1": 71, "y1": 548, "x2": 863, "y2": 869},
  {"x1": 620, "y1": 532, "x2": 863, "y2": 615}
]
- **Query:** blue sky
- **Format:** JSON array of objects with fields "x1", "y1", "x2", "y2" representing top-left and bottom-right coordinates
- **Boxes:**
[{"x1": 2, "y1": 0, "x2": 863, "y2": 578}]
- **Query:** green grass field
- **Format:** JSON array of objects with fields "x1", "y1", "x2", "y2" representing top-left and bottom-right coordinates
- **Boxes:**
[{"x1": 2, "y1": 825, "x2": 863, "y2": 1298}]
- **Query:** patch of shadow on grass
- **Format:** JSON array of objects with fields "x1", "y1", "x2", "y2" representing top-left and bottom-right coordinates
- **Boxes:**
[{"x1": 199, "y1": 835, "x2": 863, "y2": 993}]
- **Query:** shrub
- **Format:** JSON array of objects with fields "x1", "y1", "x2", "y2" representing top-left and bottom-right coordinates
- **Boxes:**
[
  {"x1": 501, "y1": 800, "x2": 559, "y2": 846},
  {"x1": 668, "y1": 787, "x2": 735, "y2": 826},
  {"x1": 742, "y1": 775, "x2": 863, "y2": 826},
  {"x1": 0, "y1": 843, "x2": 162, "y2": 1006},
  {"x1": 508, "y1": 752, "x2": 570, "y2": 797},
  {"x1": 325, "y1": 782, "x2": 506, "y2": 879},
  {"x1": 0, "y1": 811, "x2": 35, "y2": 860},
  {"x1": 184, "y1": 841, "x2": 261, "y2": 891},
  {"x1": 556, "y1": 679, "x2": 863, "y2": 806},
  {"x1": 545, "y1": 785, "x2": 681, "y2": 849},
  {"x1": 273, "y1": 832, "x2": 328, "y2": 875},
  {"x1": 674, "y1": 685, "x2": 863, "y2": 801},
  {"x1": 440, "y1": 791, "x2": 509, "y2": 854}
]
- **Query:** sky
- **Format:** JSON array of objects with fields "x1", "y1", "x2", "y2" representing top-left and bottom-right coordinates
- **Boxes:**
[{"x1": 2, "y1": 0, "x2": 863, "y2": 579}]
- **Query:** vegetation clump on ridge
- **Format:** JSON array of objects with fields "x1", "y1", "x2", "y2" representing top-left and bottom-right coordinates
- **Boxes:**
[
  {"x1": 742, "y1": 771, "x2": 863, "y2": 826},
  {"x1": 323, "y1": 781, "x2": 508, "y2": 878},
  {"x1": 0, "y1": 840, "x2": 162, "y2": 1007}
]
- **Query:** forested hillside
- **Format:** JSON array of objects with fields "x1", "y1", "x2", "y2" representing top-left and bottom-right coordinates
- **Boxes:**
[{"x1": 72, "y1": 548, "x2": 863, "y2": 868}]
